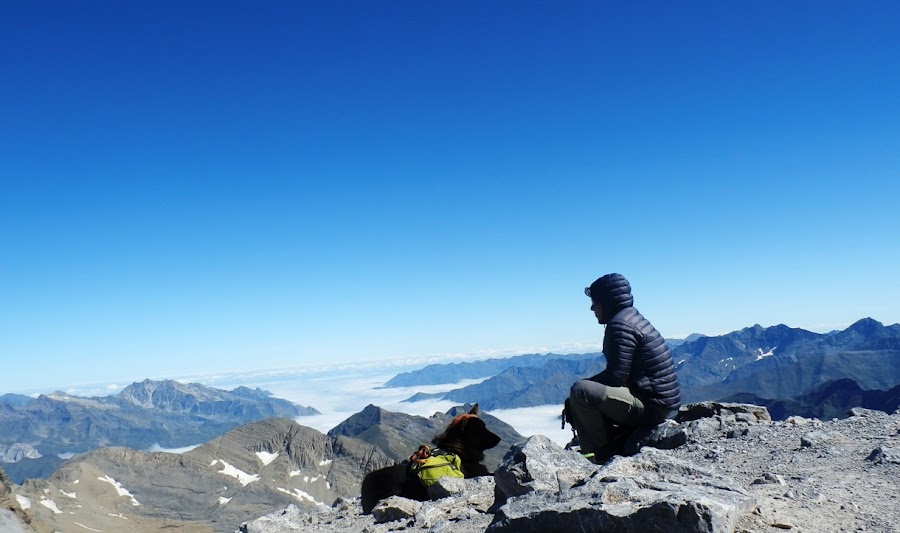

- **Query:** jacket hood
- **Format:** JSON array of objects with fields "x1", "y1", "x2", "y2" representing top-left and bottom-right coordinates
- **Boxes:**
[{"x1": 586, "y1": 273, "x2": 634, "y2": 323}]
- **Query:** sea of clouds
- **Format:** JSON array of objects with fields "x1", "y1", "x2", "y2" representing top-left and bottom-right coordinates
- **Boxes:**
[
  {"x1": 194, "y1": 363, "x2": 574, "y2": 447},
  {"x1": 58, "y1": 357, "x2": 575, "y2": 449}
]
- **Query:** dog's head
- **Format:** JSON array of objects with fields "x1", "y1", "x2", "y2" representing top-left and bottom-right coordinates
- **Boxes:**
[{"x1": 432, "y1": 404, "x2": 501, "y2": 461}]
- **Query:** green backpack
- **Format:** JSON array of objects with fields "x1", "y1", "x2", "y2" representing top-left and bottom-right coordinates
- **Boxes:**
[{"x1": 408, "y1": 445, "x2": 464, "y2": 487}]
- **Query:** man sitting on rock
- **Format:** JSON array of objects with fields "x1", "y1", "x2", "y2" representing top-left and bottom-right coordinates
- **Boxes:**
[{"x1": 567, "y1": 273, "x2": 681, "y2": 463}]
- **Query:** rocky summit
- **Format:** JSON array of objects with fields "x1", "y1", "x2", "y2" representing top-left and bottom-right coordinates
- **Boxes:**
[{"x1": 240, "y1": 403, "x2": 900, "y2": 533}]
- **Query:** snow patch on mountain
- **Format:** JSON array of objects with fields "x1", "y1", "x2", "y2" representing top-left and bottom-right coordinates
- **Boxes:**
[
  {"x1": 256, "y1": 451, "x2": 278, "y2": 466},
  {"x1": 97, "y1": 475, "x2": 140, "y2": 506},
  {"x1": 210, "y1": 459, "x2": 259, "y2": 486}
]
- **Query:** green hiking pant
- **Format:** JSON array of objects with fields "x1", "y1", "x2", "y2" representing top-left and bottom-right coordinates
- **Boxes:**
[{"x1": 568, "y1": 379, "x2": 645, "y2": 456}]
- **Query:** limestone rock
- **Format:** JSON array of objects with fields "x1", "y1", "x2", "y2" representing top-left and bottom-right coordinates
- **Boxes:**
[
  {"x1": 372, "y1": 495, "x2": 422, "y2": 523},
  {"x1": 493, "y1": 435, "x2": 596, "y2": 503},
  {"x1": 426, "y1": 475, "x2": 495, "y2": 511},
  {"x1": 238, "y1": 504, "x2": 308, "y2": 533},
  {"x1": 865, "y1": 446, "x2": 900, "y2": 464},
  {"x1": 489, "y1": 447, "x2": 755, "y2": 533},
  {"x1": 623, "y1": 418, "x2": 688, "y2": 455},
  {"x1": 800, "y1": 430, "x2": 832, "y2": 447}
]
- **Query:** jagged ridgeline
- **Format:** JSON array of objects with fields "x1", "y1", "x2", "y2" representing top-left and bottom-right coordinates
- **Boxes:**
[
  {"x1": 1, "y1": 403, "x2": 523, "y2": 533},
  {"x1": 0, "y1": 379, "x2": 319, "y2": 484},
  {"x1": 392, "y1": 318, "x2": 900, "y2": 414}
]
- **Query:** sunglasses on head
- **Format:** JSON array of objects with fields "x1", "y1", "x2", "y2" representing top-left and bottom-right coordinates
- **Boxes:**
[{"x1": 584, "y1": 287, "x2": 592, "y2": 298}]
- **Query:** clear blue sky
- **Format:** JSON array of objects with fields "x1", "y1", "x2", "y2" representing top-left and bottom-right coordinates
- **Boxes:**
[{"x1": 2, "y1": 1, "x2": 898, "y2": 393}]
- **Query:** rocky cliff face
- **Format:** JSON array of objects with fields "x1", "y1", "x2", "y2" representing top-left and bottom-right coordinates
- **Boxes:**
[
  {"x1": 1, "y1": 467, "x2": 33, "y2": 533},
  {"x1": 0, "y1": 444, "x2": 40, "y2": 463},
  {"x1": 241, "y1": 404, "x2": 900, "y2": 533}
]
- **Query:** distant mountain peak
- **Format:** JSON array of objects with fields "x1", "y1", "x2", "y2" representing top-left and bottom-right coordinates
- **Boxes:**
[
  {"x1": 847, "y1": 317, "x2": 883, "y2": 333},
  {"x1": 0, "y1": 379, "x2": 319, "y2": 480},
  {"x1": 232, "y1": 385, "x2": 271, "y2": 397}
]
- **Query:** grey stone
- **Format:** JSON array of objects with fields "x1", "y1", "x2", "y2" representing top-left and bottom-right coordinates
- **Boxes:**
[
  {"x1": 413, "y1": 505, "x2": 445, "y2": 528},
  {"x1": 371, "y1": 495, "x2": 422, "y2": 523},
  {"x1": 688, "y1": 417, "x2": 723, "y2": 440},
  {"x1": 426, "y1": 476, "x2": 495, "y2": 512},
  {"x1": 239, "y1": 504, "x2": 307, "y2": 532},
  {"x1": 801, "y1": 430, "x2": 832, "y2": 447},
  {"x1": 865, "y1": 446, "x2": 900, "y2": 465},
  {"x1": 677, "y1": 402, "x2": 772, "y2": 424},
  {"x1": 426, "y1": 475, "x2": 469, "y2": 499},
  {"x1": 736, "y1": 412, "x2": 758, "y2": 425},
  {"x1": 493, "y1": 435, "x2": 596, "y2": 503},
  {"x1": 489, "y1": 448, "x2": 755, "y2": 533},
  {"x1": 785, "y1": 416, "x2": 810, "y2": 426},
  {"x1": 623, "y1": 419, "x2": 688, "y2": 455},
  {"x1": 726, "y1": 425, "x2": 751, "y2": 439},
  {"x1": 752, "y1": 473, "x2": 786, "y2": 486}
]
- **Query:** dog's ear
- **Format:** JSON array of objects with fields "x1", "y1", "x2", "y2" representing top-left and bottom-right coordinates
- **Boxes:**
[{"x1": 468, "y1": 403, "x2": 479, "y2": 416}]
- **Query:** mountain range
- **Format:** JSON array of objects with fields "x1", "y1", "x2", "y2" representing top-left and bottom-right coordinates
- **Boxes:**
[
  {"x1": 6, "y1": 417, "x2": 394, "y2": 532},
  {"x1": 0, "y1": 379, "x2": 319, "y2": 484},
  {"x1": 3, "y1": 402, "x2": 522, "y2": 533},
  {"x1": 403, "y1": 357, "x2": 605, "y2": 410},
  {"x1": 722, "y1": 377, "x2": 900, "y2": 421},
  {"x1": 395, "y1": 318, "x2": 900, "y2": 411},
  {"x1": 382, "y1": 353, "x2": 600, "y2": 387}
]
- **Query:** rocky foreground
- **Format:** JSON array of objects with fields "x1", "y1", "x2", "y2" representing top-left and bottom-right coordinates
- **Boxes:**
[{"x1": 241, "y1": 404, "x2": 900, "y2": 533}]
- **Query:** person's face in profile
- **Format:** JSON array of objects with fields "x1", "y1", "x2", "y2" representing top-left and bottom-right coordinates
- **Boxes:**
[{"x1": 590, "y1": 299, "x2": 603, "y2": 323}]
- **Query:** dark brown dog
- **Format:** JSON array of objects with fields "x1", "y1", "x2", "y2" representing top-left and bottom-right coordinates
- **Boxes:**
[{"x1": 360, "y1": 404, "x2": 501, "y2": 513}]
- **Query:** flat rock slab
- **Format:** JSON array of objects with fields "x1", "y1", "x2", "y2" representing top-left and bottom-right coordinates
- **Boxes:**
[{"x1": 490, "y1": 444, "x2": 755, "y2": 533}]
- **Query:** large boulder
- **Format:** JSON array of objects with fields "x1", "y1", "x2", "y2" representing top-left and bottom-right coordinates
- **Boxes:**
[
  {"x1": 489, "y1": 439, "x2": 755, "y2": 533},
  {"x1": 493, "y1": 435, "x2": 596, "y2": 505}
]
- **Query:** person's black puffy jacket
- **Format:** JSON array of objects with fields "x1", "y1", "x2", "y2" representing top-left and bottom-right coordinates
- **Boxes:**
[{"x1": 587, "y1": 273, "x2": 681, "y2": 411}]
